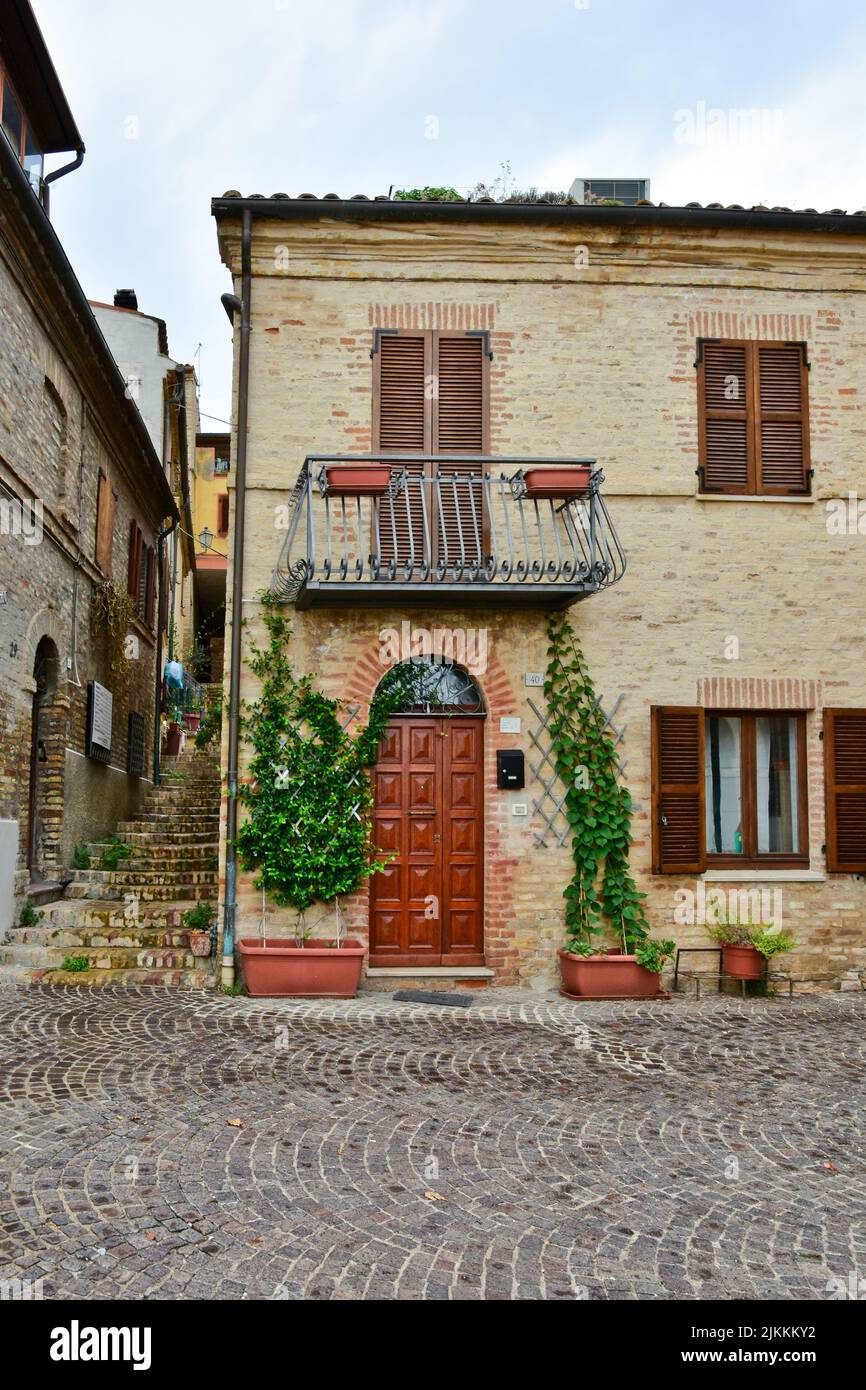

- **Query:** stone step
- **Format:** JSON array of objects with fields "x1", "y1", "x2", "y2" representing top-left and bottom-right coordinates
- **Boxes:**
[
  {"x1": 70, "y1": 867, "x2": 218, "y2": 888},
  {"x1": 11, "y1": 923, "x2": 210, "y2": 950},
  {"x1": 121, "y1": 831, "x2": 219, "y2": 847},
  {"x1": 41, "y1": 899, "x2": 214, "y2": 930},
  {"x1": 64, "y1": 882, "x2": 213, "y2": 903},
  {"x1": 85, "y1": 844, "x2": 217, "y2": 867},
  {"x1": 117, "y1": 815, "x2": 219, "y2": 833},
  {"x1": 8, "y1": 965, "x2": 216, "y2": 989},
  {"x1": 0, "y1": 942, "x2": 212, "y2": 971}
]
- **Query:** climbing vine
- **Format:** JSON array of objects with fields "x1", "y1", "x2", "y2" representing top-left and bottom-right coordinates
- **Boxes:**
[
  {"x1": 90, "y1": 580, "x2": 134, "y2": 677},
  {"x1": 545, "y1": 613, "x2": 651, "y2": 953},
  {"x1": 235, "y1": 598, "x2": 419, "y2": 909}
]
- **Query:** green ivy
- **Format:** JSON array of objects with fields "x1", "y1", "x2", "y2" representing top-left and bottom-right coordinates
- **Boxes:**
[
  {"x1": 393, "y1": 186, "x2": 462, "y2": 201},
  {"x1": 545, "y1": 613, "x2": 651, "y2": 953},
  {"x1": 235, "y1": 599, "x2": 419, "y2": 910}
]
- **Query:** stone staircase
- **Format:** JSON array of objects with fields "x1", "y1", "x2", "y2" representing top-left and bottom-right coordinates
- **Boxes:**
[{"x1": 0, "y1": 749, "x2": 221, "y2": 988}]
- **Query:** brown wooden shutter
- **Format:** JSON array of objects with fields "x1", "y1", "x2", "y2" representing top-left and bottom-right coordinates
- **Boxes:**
[
  {"x1": 375, "y1": 333, "x2": 428, "y2": 452},
  {"x1": 697, "y1": 342, "x2": 751, "y2": 493},
  {"x1": 159, "y1": 550, "x2": 170, "y2": 631},
  {"x1": 756, "y1": 345, "x2": 810, "y2": 494},
  {"x1": 95, "y1": 471, "x2": 115, "y2": 574},
  {"x1": 651, "y1": 706, "x2": 706, "y2": 873},
  {"x1": 433, "y1": 334, "x2": 488, "y2": 570},
  {"x1": 374, "y1": 334, "x2": 428, "y2": 571},
  {"x1": 217, "y1": 494, "x2": 229, "y2": 535},
  {"x1": 127, "y1": 521, "x2": 142, "y2": 599},
  {"x1": 824, "y1": 709, "x2": 866, "y2": 871},
  {"x1": 144, "y1": 546, "x2": 156, "y2": 628}
]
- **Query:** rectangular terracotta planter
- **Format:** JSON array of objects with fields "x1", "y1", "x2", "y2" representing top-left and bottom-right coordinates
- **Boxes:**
[
  {"x1": 325, "y1": 465, "x2": 391, "y2": 497},
  {"x1": 523, "y1": 466, "x2": 591, "y2": 499},
  {"x1": 239, "y1": 937, "x2": 365, "y2": 998},
  {"x1": 558, "y1": 950, "x2": 663, "y2": 999}
]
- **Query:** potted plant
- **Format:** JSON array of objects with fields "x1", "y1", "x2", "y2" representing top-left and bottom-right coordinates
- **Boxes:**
[
  {"x1": 522, "y1": 465, "x2": 591, "y2": 499},
  {"x1": 546, "y1": 613, "x2": 675, "y2": 1000},
  {"x1": 240, "y1": 917, "x2": 366, "y2": 999},
  {"x1": 324, "y1": 463, "x2": 392, "y2": 496},
  {"x1": 183, "y1": 901, "x2": 215, "y2": 958},
  {"x1": 234, "y1": 603, "x2": 421, "y2": 998},
  {"x1": 559, "y1": 936, "x2": 675, "y2": 999},
  {"x1": 708, "y1": 920, "x2": 763, "y2": 978}
]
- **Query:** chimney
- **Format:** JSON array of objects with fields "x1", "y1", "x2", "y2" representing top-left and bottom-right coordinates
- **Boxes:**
[{"x1": 113, "y1": 288, "x2": 138, "y2": 310}]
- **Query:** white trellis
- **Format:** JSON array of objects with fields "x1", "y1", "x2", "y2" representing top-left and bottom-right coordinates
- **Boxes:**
[{"x1": 526, "y1": 694, "x2": 628, "y2": 848}]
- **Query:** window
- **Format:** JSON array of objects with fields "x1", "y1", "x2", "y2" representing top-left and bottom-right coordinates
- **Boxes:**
[
  {"x1": 127, "y1": 524, "x2": 155, "y2": 626},
  {"x1": 697, "y1": 340, "x2": 810, "y2": 496},
  {"x1": 652, "y1": 706, "x2": 807, "y2": 872},
  {"x1": 0, "y1": 63, "x2": 43, "y2": 192},
  {"x1": 372, "y1": 328, "x2": 489, "y2": 570},
  {"x1": 217, "y1": 493, "x2": 229, "y2": 535},
  {"x1": 127, "y1": 521, "x2": 143, "y2": 602},
  {"x1": 95, "y1": 472, "x2": 115, "y2": 574}
]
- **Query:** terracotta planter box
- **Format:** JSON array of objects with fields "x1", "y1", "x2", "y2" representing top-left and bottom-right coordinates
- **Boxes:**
[
  {"x1": 239, "y1": 937, "x2": 365, "y2": 998},
  {"x1": 325, "y1": 465, "x2": 391, "y2": 497},
  {"x1": 558, "y1": 949, "x2": 662, "y2": 999},
  {"x1": 722, "y1": 944, "x2": 764, "y2": 980},
  {"x1": 523, "y1": 466, "x2": 591, "y2": 499}
]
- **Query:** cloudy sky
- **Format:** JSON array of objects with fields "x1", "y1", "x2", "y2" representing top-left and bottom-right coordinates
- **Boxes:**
[{"x1": 34, "y1": 0, "x2": 866, "y2": 426}]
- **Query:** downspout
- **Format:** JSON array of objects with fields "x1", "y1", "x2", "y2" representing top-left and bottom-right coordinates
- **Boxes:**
[
  {"x1": 174, "y1": 365, "x2": 198, "y2": 612},
  {"x1": 152, "y1": 519, "x2": 176, "y2": 786},
  {"x1": 42, "y1": 147, "x2": 85, "y2": 218},
  {"x1": 222, "y1": 208, "x2": 252, "y2": 987}
]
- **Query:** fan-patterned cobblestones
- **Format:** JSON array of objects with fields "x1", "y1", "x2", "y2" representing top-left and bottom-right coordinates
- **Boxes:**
[{"x1": 0, "y1": 986, "x2": 864, "y2": 1300}]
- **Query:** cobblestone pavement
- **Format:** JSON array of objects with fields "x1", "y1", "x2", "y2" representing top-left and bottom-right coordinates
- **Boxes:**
[{"x1": 0, "y1": 984, "x2": 864, "y2": 1300}]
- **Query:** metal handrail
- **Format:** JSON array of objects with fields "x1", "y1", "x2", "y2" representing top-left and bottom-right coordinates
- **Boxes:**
[{"x1": 271, "y1": 454, "x2": 626, "y2": 602}]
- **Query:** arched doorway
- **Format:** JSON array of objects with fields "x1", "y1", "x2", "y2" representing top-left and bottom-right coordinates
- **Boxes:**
[
  {"x1": 369, "y1": 657, "x2": 485, "y2": 967},
  {"x1": 28, "y1": 637, "x2": 60, "y2": 880}
]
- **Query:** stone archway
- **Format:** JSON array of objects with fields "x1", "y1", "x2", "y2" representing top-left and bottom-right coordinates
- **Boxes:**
[{"x1": 27, "y1": 636, "x2": 65, "y2": 881}]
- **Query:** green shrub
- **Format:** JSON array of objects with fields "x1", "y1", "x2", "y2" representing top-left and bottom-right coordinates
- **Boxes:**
[
  {"x1": 62, "y1": 956, "x2": 89, "y2": 973},
  {"x1": 72, "y1": 844, "x2": 91, "y2": 870},
  {"x1": 183, "y1": 900, "x2": 216, "y2": 931},
  {"x1": 19, "y1": 901, "x2": 43, "y2": 928},
  {"x1": 101, "y1": 835, "x2": 132, "y2": 871}
]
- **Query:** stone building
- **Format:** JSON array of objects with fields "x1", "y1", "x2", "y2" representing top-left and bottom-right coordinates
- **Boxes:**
[
  {"x1": 90, "y1": 293, "x2": 201, "y2": 681},
  {"x1": 0, "y1": 2, "x2": 176, "y2": 916},
  {"x1": 212, "y1": 191, "x2": 866, "y2": 991}
]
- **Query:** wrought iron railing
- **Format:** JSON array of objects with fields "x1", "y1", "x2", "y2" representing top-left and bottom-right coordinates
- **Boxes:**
[{"x1": 270, "y1": 454, "x2": 626, "y2": 604}]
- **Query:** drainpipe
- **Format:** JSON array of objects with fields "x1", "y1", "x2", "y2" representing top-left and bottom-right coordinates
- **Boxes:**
[
  {"x1": 152, "y1": 520, "x2": 176, "y2": 786},
  {"x1": 222, "y1": 208, "x2": 252, "y2": 987},
  {"x1": 42, "y1": 147, "x2": 85, "y2": 218}
]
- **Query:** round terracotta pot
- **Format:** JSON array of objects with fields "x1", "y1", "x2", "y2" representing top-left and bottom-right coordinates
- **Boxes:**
[
  {"x1": 723, "y1": 944, "x2": 763, "y2": 980},
  {"x1": 165, "y1": 721, "x2": 182, "y2": 756},
  {"x1": 239, "y1": 937, "x2": 365, "y2": 998},
  {"x1": 189, "y1": 931, "x2": 211, "y2": 958},
  {"x1": 558, "y1": 950, "x2": 661, "y2": 999}
]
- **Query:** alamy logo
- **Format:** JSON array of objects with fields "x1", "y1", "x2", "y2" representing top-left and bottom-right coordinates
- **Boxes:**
[
  {"x1": 49, "y1": 1320, "x2": 152, "y2": 1371},
  {"x1": 0, "y1": 496, "x2": 43, "y2": 546},
  {"x1": 1, "y1": 1276, "x2": 44, "y2": 1299},
  {"x1": 378, "y1": 621, "x2": 487, "y2": 675},
  {"x1": 674, "y1": 883, "x2": 783, "y2": 927}
]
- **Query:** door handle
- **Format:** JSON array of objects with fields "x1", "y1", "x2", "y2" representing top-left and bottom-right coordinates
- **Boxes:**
[{"x1": 433, "y1": 833, "x2": 441, "y2": 844}]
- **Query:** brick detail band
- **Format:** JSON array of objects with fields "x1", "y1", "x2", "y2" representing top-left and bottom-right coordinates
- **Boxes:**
[{"x1": 696, "y1": 677, "x2": 823, "y2": 709}]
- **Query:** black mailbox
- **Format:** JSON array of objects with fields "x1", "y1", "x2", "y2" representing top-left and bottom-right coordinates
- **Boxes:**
[{"x1": 497, "y1": 749, "x2": 525, "y2": 790}]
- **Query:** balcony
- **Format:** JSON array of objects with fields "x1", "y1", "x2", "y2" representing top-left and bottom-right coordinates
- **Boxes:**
[{"x1": 271, "y1": 454, "x2": 626, "y2": 609}]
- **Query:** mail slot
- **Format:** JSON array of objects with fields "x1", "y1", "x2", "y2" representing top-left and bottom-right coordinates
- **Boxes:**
[{"x1": 497, "y1": 749, "x2": 525, "y2": 790}]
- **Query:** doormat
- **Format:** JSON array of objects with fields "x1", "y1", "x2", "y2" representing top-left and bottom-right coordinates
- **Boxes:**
[{"x1": 393, "y1": 989, "x2": 474, "y2": 1008}]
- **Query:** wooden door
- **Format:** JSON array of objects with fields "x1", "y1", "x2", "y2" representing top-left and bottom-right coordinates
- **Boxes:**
[{"x1": 370, "y1": 716, "x2": 484, "y2": 965}]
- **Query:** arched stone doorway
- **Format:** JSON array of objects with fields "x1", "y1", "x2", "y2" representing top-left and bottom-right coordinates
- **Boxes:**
[
  {"x1": 369, "y1": 657, "x2": 486, "y2": 966},
  {"x1": 27, "y1": 636, "x2": 63, "y2": 881}
]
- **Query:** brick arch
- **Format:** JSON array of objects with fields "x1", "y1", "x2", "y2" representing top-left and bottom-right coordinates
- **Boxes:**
[{"x1": 20, "y1": 608, "x2": 69, "y2": 695}]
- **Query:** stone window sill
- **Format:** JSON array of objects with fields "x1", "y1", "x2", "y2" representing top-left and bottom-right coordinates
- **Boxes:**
[
  {"x1": 701, "y1": 869, "x2": 826, "y2": 883},
  {"x1": 695, "y1": 493, "x2": 815, "y2": 504}
]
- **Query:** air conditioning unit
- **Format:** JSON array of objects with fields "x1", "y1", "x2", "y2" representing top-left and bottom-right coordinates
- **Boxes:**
[{"x1": 569, "y1": 178, "x2": 651, "y2": 207}]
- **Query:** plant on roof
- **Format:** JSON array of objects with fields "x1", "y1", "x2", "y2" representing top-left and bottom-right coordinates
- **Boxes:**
[{"x1": 393, "y1": 186, "x2": 462, "y2": 201}]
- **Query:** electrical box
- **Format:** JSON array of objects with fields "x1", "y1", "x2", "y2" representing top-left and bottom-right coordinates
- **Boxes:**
[{"x1": 497, "y1": 750, "x2": 525, "y2": 790}]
